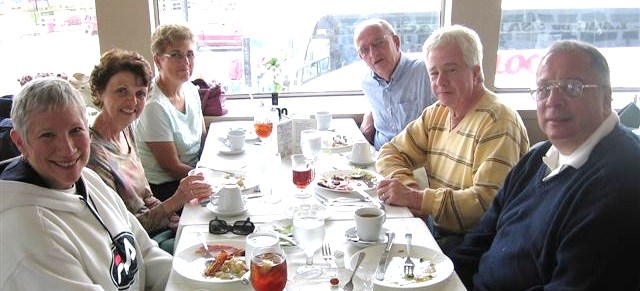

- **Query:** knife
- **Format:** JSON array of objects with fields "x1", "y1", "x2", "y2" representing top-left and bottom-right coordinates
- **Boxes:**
[
  {"x1": 374, "y1": 231, "x2": 395, "y2": 281},
  {"x1": 354, "y1": 188, "x2": 385, "y2": 210}
]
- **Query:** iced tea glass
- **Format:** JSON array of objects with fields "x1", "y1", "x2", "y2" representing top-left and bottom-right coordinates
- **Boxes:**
[
  {"x1": 253, "y1": 103, "x2": 275, "y2": 145},
  {"x1": 291, "y1": 154, "x2": 314, "y2": 198},
  {"x1": 250, "y1": 245, "x2": 288, "y2": 291}
]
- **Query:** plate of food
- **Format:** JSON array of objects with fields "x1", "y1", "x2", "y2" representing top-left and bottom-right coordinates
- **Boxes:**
[
  {"x1": 173, "y1": 238, "x2": 247, "y2": 283},
  {"x1": 316, "y1": 169, "x2": 383, "y2": 193},
  {"x1": 347, "y1": 244, "x2": 454, "y2": 289},
  {"x1": 321, "y1": 134, "x2": 353, "y2": 150}
]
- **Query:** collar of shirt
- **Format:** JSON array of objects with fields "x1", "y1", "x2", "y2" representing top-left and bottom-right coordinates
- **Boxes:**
[
  {"x1": 542, "y1": 111, "x2": 619, "y2": 181},
  {"x1": 371, "y1": 52, "x2": 408, "y2": 86}
]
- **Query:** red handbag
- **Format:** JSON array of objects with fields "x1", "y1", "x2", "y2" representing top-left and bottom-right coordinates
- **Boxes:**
[{"x1": 192, "y1": 79, "x2": 228, "y2": 116}]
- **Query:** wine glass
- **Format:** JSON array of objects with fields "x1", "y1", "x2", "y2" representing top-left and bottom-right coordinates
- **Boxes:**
[
  {"x1": 250, "y1": 245, "x2": 288, "y2": 291},
  {"x1": 253, "y1": 102, "x2": 276, "y2": 145},
  {"x1": 293, "y1": 206, "x2": 325, "y2": 275},
  {"x1": 300, "y1": 129, "x2": 322, "y2": 161},
  {"x1": 291, "y1": 154, "x2": 314, "y2": 199}
]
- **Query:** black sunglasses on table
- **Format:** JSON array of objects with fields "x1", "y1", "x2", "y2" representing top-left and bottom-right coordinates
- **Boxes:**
[{"x1": 209, "y1": 217, "x2": 255, "y2": 235}]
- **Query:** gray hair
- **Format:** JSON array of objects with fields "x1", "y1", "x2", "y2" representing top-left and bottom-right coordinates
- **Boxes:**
[
  {"x1": 353, "y1": 18, "x2": 398, "y2": 47},
  {"x1": 543, "y1": 40, "x2": 611, "y2": 86},
  {"x1": 11, "y1": 77, "x2": 87, "y2": 140},
  {"x1": 422, "y1": 24, "x2": 485, "y2": 82},
  {"x1": 151, "y1": 24, "x2": 195, "y2": 55}
]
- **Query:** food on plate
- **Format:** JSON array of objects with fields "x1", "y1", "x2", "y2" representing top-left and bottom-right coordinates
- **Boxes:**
[
  {"x1": 222, "y1": 174, "x2": 246, "y2": 189},
  {"x1": 198, "y1": 244, "x2": 247, "y2": 279},
  {"x1": 316, "y1": 169, "x2": 378, "y2": 191},
  {"x1": 384, "y1": 254, "x2": 438, "y2": 285},
  {"x1": 323, "y1": 134, "x2": 350, "y2": 148}
]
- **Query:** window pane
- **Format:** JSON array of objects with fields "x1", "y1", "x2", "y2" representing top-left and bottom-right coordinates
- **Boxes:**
[
  {"x1": 158, "y1": 0, "x2": 440, "y2": 94},
  {"x1": 497, "y1": 0, "x2": 640, "y2": 89},
  {"x1": 0, "y1": 0, "x2": 99, "y2": 95}
]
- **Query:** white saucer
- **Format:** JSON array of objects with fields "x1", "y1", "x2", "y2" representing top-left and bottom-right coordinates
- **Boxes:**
[
  {"x1": 344, "y1": 227, "x2": 389, "y2": 246},
  {"x1": 347, "y1": 154, "x2": 375, "y2": 167},
  {"x1": 218, "y1": 148, "x2": 245, "y2": 155},
  {"x1": 205, "y1": 202, "x2": 248, "y2": 217}
]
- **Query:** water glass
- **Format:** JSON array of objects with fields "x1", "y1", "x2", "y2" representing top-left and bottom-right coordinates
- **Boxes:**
[
  {"x1": 300, "y1": 129, "x2": 322, "y2": 160},
  {"x1": 293, "y1": 205, "x2": 325, "y2": 275}
]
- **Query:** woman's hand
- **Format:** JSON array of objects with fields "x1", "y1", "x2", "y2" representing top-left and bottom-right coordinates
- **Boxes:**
[{"x1": 179, "y1": 173, "x2": 212, "y2": 203}]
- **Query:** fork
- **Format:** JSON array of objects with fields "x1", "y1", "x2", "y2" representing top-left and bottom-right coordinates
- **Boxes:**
[
  {"x1": 404, "y1": 233, "x2": 415, "y2": 277},
  {"x1": 321, "y1": 243, "x2": 338, "y2": 268},
  {"x1": 197, "y1": 232, "x2": 214, "y2": 260}
]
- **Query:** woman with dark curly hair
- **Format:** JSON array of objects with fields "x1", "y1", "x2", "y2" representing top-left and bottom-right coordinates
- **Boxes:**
[{"x1": 87, "y1": 48, "x2": 210, "y2": 253}]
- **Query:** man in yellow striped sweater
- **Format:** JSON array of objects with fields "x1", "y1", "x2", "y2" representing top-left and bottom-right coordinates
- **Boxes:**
[{"x1": 375, "y1": 25, "x2": 530, "y2": 255}]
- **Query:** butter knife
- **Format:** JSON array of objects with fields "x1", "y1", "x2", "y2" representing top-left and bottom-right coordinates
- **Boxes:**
[
  {"x1": 354, "y1": 188, "x2": 385, "y2": 210},
  {"x1": 374, "y1": 231, "x2": 395, "y2": 281}
]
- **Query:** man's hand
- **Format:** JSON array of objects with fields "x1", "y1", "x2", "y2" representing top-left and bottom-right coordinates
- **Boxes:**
[
  {"x1": 376, "y1": 178, "x2": 423, "y2": 212},
  {"x1": 360, "y1": 111, "x2": 375, "y2": 145}
]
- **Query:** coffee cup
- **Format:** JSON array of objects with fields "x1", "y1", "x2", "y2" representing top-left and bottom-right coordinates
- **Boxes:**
[
  {"x1": 216, "y1": 184, "x2": 244, "y2": 212},
  {"x1": 225, "y1": 129, "x2": 246, "y2": 151},
  {"x1": 315, "y1": 111, "x2": 332, "y2": 131},
  {"x1": 354, "y1": 207, "x2": 386, "y2": 242},
  {"x1": 350, "y1": 141, "x2": 373, "y2": 164},
  {"x1": 245, "y1": 231, "x2": 280, "y2": 266}
]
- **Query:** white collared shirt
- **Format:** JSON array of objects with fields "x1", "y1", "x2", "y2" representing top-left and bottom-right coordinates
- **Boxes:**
[{"x1": 542, "y1": 111, "x2": 620, "y2": 181}]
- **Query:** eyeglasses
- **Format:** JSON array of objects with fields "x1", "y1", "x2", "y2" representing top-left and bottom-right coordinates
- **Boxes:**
[
  {"x1": 162, "y1": 51, "x2": 196, "y2": 61},
  {"x1": 209, "y1": 217, "x2": 255, "y2": 235},
  {"x1": 357, "y1": 35, "x2": 392, "y2": 56},
  {"x1": 529, "y1": 80, "x2": 604, "y2": 101}
]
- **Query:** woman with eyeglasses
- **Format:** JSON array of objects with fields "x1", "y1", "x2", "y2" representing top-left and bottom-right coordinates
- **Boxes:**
[
  {"x1": 87, "y1": 48, "x2": 211, "y2": 254},
  {"x1": 135, "y1": 24, "x2": 208, "y2": 201}
]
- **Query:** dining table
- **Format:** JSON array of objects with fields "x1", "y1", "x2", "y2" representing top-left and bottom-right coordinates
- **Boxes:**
[{"x1": 164, "y1": 118, "x2": 467, "y2": 291}]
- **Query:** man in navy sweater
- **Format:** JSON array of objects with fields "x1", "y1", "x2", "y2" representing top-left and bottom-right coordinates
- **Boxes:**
[{"x1": 453, "y1": 40, "x2": 640, "y2": 290}]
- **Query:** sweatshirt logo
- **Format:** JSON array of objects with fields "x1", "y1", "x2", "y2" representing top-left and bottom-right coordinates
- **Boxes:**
[{"x1": 110, "y1": 232, "x2": 139, "y2": 289}]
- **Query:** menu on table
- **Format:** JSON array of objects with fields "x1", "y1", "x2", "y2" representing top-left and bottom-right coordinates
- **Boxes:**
[{"x1": 276, "y1": 118, "x2": 316, "y2": 157}]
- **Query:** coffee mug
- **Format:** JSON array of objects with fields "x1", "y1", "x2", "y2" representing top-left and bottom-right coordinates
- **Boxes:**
[
  {"x1": 226, "y1": 129, "x2": 246, "y2": 151},
  {"x1": 350, "y1": 141, "x2": 373, "y2": 164},
  {"x1": 216, "y1": 184, "x2": 244, "y2": 212},
  {"x1": 354, "y1": 207, "x2": 386, "y2": 242},
  {"x1": 315, "y1": 111, "x2": 332, "y2": 131}
]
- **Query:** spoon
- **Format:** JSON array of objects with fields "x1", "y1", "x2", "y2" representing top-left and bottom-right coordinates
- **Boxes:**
[{"x1": 344, "y1": 252, "x2": 366, "y2": 291}]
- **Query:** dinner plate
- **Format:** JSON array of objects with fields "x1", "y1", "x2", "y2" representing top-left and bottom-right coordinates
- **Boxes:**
[
  {"x1": 173, "y1": 238, "x2": 246, "y2": 283},
  {"x1": 316, "y1": 169, "x2": 383, "y2": 193},
  {"x1": 344, "y1": 227, "x2": 389, "y2": 246},
  {"x1": 205, "y1": 201, "x2": 248, "y2": 217},
  {"x1": 347, "y1": 244, "x2": 454, "y2": 289}
]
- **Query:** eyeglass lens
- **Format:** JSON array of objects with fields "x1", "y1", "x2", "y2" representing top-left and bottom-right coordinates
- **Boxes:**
[
  {"x1": 209, "y1": 217, "x2": 255, "y2": 235},
  {"x1": 532, "y1": 80, "x2": 591, "y2": 100},
  {"x1": 165, "y1": 51, "x2": 195, "y2": 60},
  {"x1": 358, "y1": 36, "x2": 389, "y2": 56}
]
